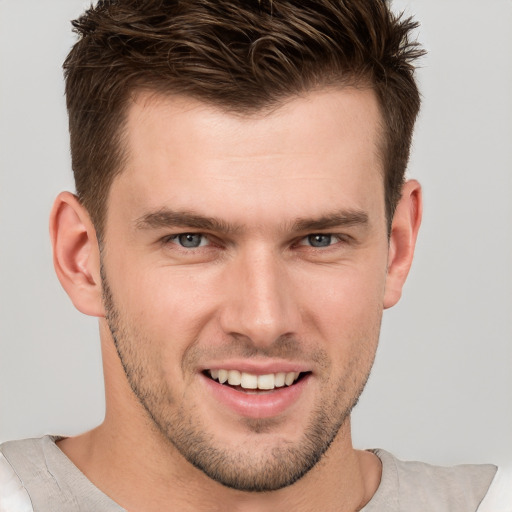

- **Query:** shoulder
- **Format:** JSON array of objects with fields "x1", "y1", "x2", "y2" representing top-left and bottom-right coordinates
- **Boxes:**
[
  {"x1": 476, "y1": 464, "x2": 512, "y2": 512},
  {"x1": 0, "y1": 439, "x2": 36, "y2": 512},
  {"x1": 0, "y1": 436, "x2": 56, "y2": 478},
  {"x1": 0, "y1": 436, "x2": 65, "y2": 512},
  {"x1": 0, "y1": 436, "x2": 126, "y2": 512},
  {"x1": 364, "y1": 449, "x2": 500, "y2": 512}
]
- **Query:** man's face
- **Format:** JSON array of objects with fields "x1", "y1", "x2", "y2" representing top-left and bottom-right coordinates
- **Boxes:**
[{"x1": 100, "y1": 88, "x2": 390, "y2": 491}]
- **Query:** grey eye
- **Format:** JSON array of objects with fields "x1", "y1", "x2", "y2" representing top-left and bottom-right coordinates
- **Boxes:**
[
  {"x1": 307, "y1": 234, "x2": 332, "y2": 247},
  {"x1": 177, "y1": 233, "x2": 205, "y2": 248}
]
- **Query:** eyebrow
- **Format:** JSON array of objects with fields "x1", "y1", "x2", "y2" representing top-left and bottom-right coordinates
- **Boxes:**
[
  {"x1": 292, "y1": 210, "x2": 369, "y2": 232},
  {"x1": 135, "y1": 208, "x2": 369, "y2": 234},
  {"x1": 135, "y1": 209, "x2": 241, "y2": 235}
]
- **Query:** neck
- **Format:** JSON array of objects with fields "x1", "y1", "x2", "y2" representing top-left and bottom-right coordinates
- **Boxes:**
[
  {"x1": 57, "y1": 333, "x2": 381, "y2": 511},
  {"x1": 59, "y1": 418, "x2": 380, "y2": 512}
]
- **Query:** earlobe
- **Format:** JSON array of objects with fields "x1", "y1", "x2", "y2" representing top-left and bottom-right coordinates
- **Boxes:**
[
  {"x1": 49, "y1": 191, "x2": 105, "y2": 317},
  {"x1": 383, "y1": 180, "x2": 422, "y2": 309}
]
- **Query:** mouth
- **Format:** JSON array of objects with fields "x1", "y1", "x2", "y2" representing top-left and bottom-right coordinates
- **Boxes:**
[
  {"x1": 201, "y1": 366, "x2": 312, "y2": 418},
  {"x1": 203, "y1": 369, "x2": 309, "y2": 393}
]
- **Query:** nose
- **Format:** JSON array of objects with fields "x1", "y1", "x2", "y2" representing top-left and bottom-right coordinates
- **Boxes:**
[{"x1": 218, "y1": 246, "x2": 300, "y2": 347}]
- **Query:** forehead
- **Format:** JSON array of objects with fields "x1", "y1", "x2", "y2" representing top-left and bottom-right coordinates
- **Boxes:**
[
  {"x1": 125, "y1": 87, "x2": 383, "y2": 162},
  {"x1": 110, "y1": 88, "x2": 385, "y2": 229}
]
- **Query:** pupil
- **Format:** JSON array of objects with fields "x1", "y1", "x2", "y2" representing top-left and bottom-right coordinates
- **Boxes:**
[
  {"x1": 309, "y1": 234, "x2": 331, "y2": 247},
  {"x1": 179, "y1": 233, "x2": 202, "y2": 248}
]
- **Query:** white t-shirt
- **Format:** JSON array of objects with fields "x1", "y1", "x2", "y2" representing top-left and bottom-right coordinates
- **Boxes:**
[{"x1": 0, "y1": 436, "x2": 506, "y2": 511}]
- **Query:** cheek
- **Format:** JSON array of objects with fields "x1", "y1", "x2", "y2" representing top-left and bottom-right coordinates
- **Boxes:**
[
  {"x1": 114, "y1": 265, "x2": 220, "y2": 343},
  {"x1": 298, "y1": 261, "x2": 387, "y2": 336}
]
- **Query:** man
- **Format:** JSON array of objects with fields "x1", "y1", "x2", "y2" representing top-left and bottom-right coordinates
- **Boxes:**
[{"x1": 0, "y1": 0, "x2": 510, "y2": 510}]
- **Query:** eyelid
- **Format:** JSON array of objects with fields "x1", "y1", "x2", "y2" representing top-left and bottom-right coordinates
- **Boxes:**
[
  {"x1": 296, "y1": 233, "x2": 350, "y2": 247},
  {"x1": 159, "y1": 231, "x2": 352, "y2": 250},
  {"x1": 161, "y1": 232, "x2": 211, "y2": 247}
]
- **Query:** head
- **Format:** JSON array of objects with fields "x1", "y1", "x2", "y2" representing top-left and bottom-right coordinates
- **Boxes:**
[
  {"x1": 64, "y1": 0, "x2": 424, "y2": 239},
  {"x1": 52, "y1": 0, "x2": 423, "y2": 495}
]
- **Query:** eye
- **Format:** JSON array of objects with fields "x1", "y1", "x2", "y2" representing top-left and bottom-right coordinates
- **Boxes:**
[
  {"x1": 169, "y1": 233, "x2": 209, "y2": 248},
  {"x1": 300, "y1": 234, "x2": 339, "y2": 248}
]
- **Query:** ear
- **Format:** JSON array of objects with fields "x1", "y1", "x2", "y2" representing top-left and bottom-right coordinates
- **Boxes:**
[
  {"x1": 49, "y1": 191, "x2": 105, "y2": 317},
  {"x1": 383, "y1": 180, "x2": 422, "y2": 309}
]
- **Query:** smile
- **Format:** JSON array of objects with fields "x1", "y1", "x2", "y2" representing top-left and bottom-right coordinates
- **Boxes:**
[
  {"x1": 202, "y1": 367, "x2": 312, "y2": 418},
  {"x1": 207, "y1": 369, "x2": 302, "y2": 391}
]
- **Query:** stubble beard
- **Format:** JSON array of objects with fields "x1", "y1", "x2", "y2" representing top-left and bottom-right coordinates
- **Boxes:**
[{"x1": 101, "y1": 267, "x2": 377, "y2": 492}]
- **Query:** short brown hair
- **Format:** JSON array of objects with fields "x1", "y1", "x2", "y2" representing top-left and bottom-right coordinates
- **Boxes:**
[{"x1": 64, "y1": 0, "x2": 424, "y2": 236}]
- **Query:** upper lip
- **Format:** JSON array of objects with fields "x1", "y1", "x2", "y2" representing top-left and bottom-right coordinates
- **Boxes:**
[{"x1": 201, "y1": 359, "x2": 311, "y2": 375}]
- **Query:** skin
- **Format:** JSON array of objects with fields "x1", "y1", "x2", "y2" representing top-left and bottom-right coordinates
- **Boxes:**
[{"x1": 50, "y1": 88, "x2": 421, "y2": 511}]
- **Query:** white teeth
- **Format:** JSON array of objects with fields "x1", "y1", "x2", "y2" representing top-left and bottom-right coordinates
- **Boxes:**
[
  {"x1": 209, "y1": 369, "x2": 301, "y2": 390},
  {"x1": 285, "y1": 372, "x2": 297, "y2": 386},
  {"x1": 257, "y1": 374, "x2": 275, "y2": 390},
  {"x1": 227, "y1": 370, "x2": 241, "y2": 386},
  {"x1": 240, "y1": 372, "x2": 258, "y2": 389},
  {"x1": 274, "y1": 372, "x2": 286, "y2": 387}
]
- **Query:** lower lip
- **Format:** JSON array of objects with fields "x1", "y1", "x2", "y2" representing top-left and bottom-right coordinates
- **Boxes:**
[{"x1": 201, "y1": 373, "x2": 311, "y2": 419}]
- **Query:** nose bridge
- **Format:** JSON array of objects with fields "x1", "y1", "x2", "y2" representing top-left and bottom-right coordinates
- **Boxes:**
[{"x1": 220, "y1": 244, "x2": 298, "y2": 345}]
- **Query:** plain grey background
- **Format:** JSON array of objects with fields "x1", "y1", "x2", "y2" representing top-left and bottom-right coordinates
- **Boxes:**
[{"x1": 1, "y1": 0, "x2": 511, "y2": 467}]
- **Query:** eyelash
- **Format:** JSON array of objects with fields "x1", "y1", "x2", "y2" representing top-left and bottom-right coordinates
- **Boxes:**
[
  {"x1": 297, "y1": 234, "x2": 346, "y2": 248},
  {"x1": 161, "y1": 232, "x2": 350, "y2": 250},
  {"x1": 162, "y1": 233, "x2": 212, "y2": 249}
]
